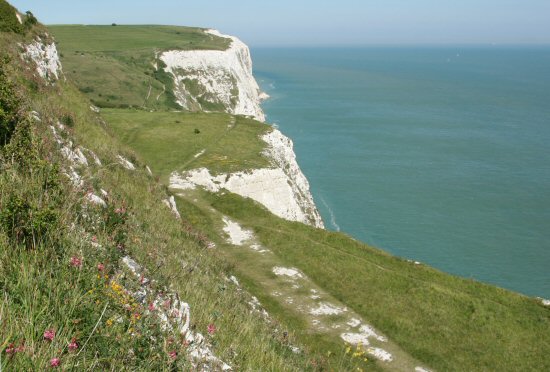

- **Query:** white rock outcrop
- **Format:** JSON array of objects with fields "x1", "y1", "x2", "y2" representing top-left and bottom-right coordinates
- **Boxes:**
[
  {"x1": 170, "y1": 129, "x2": 324, "y2": 228},
  {"x1": 160, "y1": 29, "x2": 265, "y2": 121},
  {"x1": 21, "y1": 38, "x2": 62, "y2": 82}
]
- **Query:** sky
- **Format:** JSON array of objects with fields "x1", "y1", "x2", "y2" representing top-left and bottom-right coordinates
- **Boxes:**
[{"x1": 9, "y1": 0, "x2": 550, "y2": 46}]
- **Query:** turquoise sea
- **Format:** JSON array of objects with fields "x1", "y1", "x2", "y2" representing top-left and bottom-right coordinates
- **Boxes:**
[{"x1": 252, "y1": 47, "x2": 550, "y2": 298}]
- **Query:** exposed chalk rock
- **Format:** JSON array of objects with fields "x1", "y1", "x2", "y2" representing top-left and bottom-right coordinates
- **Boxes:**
[
  {"x1": 162, "y1": 196, "x2": 181, "y2": 219},
  {"x1": 21, "y1": 38, "x2": 63, "y2": 82},
  {"x1": 341, "y1": 324, "x2": 387, "y2": 346},
  {"x1": 309, "y1": 302, "x2": 346, "y2": 316},
  {"x1": 272, "y1": 267, "x2": 303, "y2": 279},
  {"x1": 120, "y1": 256, "x2": 231, "y2": 370},
  {"x1": 117, "y1": 155, "x2": 136, "y2": 170},
  {"x1": 170, "y1": 129, "x2": 324, "y2": 228},
  {"x1": 86, "y1": 193, "x2": 107, "y2": 207},
  {"x1": 160, "y1": 29, "x2": 265, "y2": 121},
  {"x1": 367, "y1": 347, "x2": 393, "y2": 362},
  {"x1": 222, "y1": 216, "x2": 252, "y2": 245}
]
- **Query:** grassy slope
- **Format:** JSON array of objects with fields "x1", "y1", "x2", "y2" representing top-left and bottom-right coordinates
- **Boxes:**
[
  {"x1": 203, "y1": 192, "x2": 550, "y2": 371},
  {"x1": 48, "y1": 23, "x2": 550, "y2": 371},
  {"x1": 101, "y1": 109, "x2": 271, "y2": 180},
  {"x1": 0, "y1": 19, "x2": 308, "y2": 371},
  {"x1": 49, "y1": 25, "x2": 230, "y2": 110}
]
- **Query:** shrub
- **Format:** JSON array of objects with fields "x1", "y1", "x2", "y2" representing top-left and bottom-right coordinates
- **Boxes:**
[
  {"x1": 0, "y1": 192, "x2": 60, "y2": 249},
  {"x1": 60, "y1": 112, "x2": 75, "y2": 127},
  {"x1": 0, "y1": 56, "x2": 21, "y2": 146},
  {"x1": 0, "y1": 0, "x2": 23, "y2": 33},
  {"x1": 23, "y1": 10, "x2": 37, "y2": 29}
]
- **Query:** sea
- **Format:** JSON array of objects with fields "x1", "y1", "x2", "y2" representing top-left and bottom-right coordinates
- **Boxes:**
[{"x1": 252, "y1": 46, "x2": 550, "y2": 298}]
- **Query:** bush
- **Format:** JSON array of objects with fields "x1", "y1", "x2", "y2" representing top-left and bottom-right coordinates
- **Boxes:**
[
  {"x1": 0, "y1": 0, "x2": 23, "y2": 33},
  {"x1": 0, "y1": 56, "x2": 21, "y2": 146},
  {"x1": 60, "y1": 112, "x2": 75, "y2": 127},
  {"x1": 23, "y1": 10, "x2": 37, "y2": 29}
]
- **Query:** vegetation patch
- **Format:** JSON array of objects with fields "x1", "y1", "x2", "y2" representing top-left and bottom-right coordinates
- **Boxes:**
[{"x1": 102, "y1": 109, "x2": 271, "y2": 180}]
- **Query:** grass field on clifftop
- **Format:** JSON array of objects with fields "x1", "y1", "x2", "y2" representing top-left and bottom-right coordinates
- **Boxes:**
[
  {"x1": 102, "y1": 109, "x2": 271, "y2": 180},
  {"x1": 50, "y1": 25, "x2": 230, "y2": 110}
]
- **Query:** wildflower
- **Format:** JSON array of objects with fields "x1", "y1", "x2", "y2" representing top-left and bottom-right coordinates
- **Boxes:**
[
  {"x1": 50, "y1": 357, "x2": 61, "y2": 368},
  {"x1": 5, "y1": 343, "x2": 16, "y2": 356},
  {"x1": 68, "y1": 338, "x2": 78, "y2": 352},
  {"x1": 207, "y1": 323, "x2": 216, "y2": 335},
  {"x1": 148, "y1": 302, "x2": 155, "y2": 312},
  {"x1": 97, "y1": 263, "x2": 105, "y2": 272},
  {"x1": 70, "y1": 256, "x2": 82, "y2": 268},
  {"x1": 114, "y1": 207, "x2": 126, "y2": 214},
  {"x1": 44, "y1": 329, "x2": 56, "y2": 342},
  {"x1": 91, "y1": 235, "x2": 97, "y2": 243},
  {"x1": 106, "y1": 319, "x2": 114, "y2": 327},
  {"x1": 169, "y1": 350, "x2": 177, "y2": 360}
]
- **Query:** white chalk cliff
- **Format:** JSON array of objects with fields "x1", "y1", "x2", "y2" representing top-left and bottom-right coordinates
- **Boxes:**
[
  {"x1": 165, "y1": 29, "x2": 324, "y2": 228},
  {"x1": 170, "y1": 130, "x2": 324, "y2": 229},
  {"x1": 160, "y1": 29, "x2": 266, "y2": 121}
]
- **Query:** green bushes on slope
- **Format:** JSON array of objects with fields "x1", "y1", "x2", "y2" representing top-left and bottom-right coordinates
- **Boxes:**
[
  {"x1": 0, "y1": 56, "x2": 21, "y2": 146},
  {"x1": 0, "y1": 0, "x2": 22, "y2": 34}
]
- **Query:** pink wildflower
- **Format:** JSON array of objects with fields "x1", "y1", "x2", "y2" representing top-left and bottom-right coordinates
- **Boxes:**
[
  {"x1": 43, "y1": 328, "x2": 56, "y2": 342},
  {"x1": 5, "y1": 343, "x2": 16, "y2": 356},
  {"x1": 91, "y1": 235, "x2": 97, "y2": 243},
  {"x1": 70, "y1": 256, "x2": 82, "y2": 268},
  {"x1": 114, "y1": 207, "x2": 126, "y2": 214},
  {"x1": 97, "y1": 263, "x2": 105, "y2": 272},
  {"x1": 207, "y1": 323, "x2": 216, "y2": 335},
  {"x1": 50, "y1": 357, "x2": 61, "y2": 368},
  {"x1": 68, "y1": 338, "x2": 78, "y2": 352},
  {"x1": 169, "y1": 350, "x2": 177, "y2": 360},
  {"x1": 148, "y1": 302, "x2": 155, "y2": 312}
]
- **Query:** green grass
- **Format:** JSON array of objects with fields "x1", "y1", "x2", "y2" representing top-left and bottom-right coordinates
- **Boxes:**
[
  {"x1": 49, "y1": 25, "x2": 230, "y2": 53},
  {"x1": 102, "y1": 109, "x2": 271, "y2": 181},
  {"x1": 49, "y1": 25, "x2": 230, "y2": 110}
]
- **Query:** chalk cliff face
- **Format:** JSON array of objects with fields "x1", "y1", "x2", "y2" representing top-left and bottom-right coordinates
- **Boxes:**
[
  {"x1": 160, "y1": 29, "x2": 266, "y2": 121},
  {"x1": 170, "y1": 129, "x2": 325, "y2": 229},
  {"x1": 164, "y1": 29, "x2": 324, "y2": 228}
]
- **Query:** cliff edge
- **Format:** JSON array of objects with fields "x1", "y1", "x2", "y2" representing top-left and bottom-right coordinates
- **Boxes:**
[
  {"x1": 161, "y1": 29, "x2": 266, "y2": 121},
  {"x1": 162, "y1": 29, "x2": 324, "y2": 228}
]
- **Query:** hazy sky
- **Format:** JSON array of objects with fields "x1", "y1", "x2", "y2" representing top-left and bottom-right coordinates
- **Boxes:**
[{"x1": 9, "y1": 0, "x2": 550, "y2": 46}]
